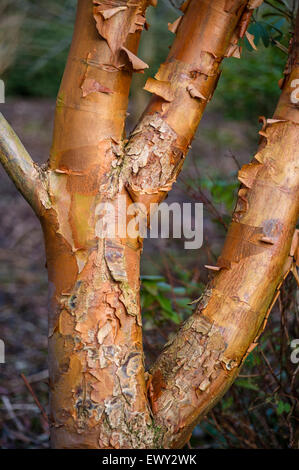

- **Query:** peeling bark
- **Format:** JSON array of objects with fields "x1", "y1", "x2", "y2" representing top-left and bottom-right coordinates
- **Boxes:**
[
  {"x1": 149, "y1": 15, "x2": 299, "y2": 448},
  {"x1": 120, "y1": 0, "x2": 258, "y2": 214},
  {"x1": 4, "y1": 0, "x2": 298, "y2": 451},
  {"x1": 44, "y1": 0, "x2": 156, "y2": 449}
]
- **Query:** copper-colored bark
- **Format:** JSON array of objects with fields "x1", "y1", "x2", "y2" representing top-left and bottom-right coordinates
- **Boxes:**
[
  {"x1": 45, "y1": 0, "x2": 154, "y2": 449},
  {"x1": 3, "y1": 0, "x2": 298, "y2": 450},
  {"x1": 43, "y1": 0, "x2": 264, "y2": 449},
  {"x1": 148, "y1": 11, "x2": 299, "y2": 449},
  {"x1": 120, "y1": 0, "x2": 261, "y2": 214}
]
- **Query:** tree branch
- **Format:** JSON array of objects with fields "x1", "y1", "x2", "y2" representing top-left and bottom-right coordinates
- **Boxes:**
[
  {"x1": 0, "y1": 113, "x2": 50, "y2": 216},
  {"x1": 148, "y1": 5, "x2": 299, "y2": 449},
  {"x1": 120, "y1": 0, "x2": 263, "y2": 215},
  {"x1": 50, "y1": 0, "x2": 152, "y2": 174}
]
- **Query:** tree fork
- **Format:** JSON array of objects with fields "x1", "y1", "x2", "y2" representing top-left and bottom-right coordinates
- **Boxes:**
[
  {"x1": 44, "y1": 0, "x2": 264, "y2": 447},
  {"x1": 4, "y1": 0, "x2": 297, "y2": 451}
]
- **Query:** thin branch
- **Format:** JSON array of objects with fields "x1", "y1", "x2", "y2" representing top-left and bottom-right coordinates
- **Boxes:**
[
  {"x1": 20, "y1": 373, "x2": 49, "y2": 425},
  {"x1": 0, "y1": 113, "x2": 50, "y2": 216}
]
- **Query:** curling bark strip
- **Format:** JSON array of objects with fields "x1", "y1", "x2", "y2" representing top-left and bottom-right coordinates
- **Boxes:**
[
  {"x1": 148, "y1": 14, "x2": 299, "y2": 449},
  {"x1": 120, "y1": 0, "x2": 263, "y2": 214}
]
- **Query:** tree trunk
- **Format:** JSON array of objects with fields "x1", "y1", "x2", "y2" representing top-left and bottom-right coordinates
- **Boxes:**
[{"x1": 1, "y1": 0, "x2": 298, "y2": 450}]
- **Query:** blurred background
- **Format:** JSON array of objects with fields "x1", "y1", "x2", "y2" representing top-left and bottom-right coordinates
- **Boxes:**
[{"x1": 0, "y1": 0, "x2": 298, "y2": 449}]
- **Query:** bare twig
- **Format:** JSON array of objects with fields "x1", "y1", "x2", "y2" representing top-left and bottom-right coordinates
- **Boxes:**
[{"x1": 20, "y1": 373, "x2": 49, "y2": 425}]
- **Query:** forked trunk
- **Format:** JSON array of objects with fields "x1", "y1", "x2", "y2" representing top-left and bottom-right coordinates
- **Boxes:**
[{"x1": 1, "y1": 0, "x2": 298, "y2": 450}]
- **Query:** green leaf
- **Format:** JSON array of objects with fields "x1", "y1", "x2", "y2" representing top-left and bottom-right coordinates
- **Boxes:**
[
  {"x1": 276, "y1": 401, "x2": 291, "y2": 415},
  {"x1": 175, "y1": 297, "x2": 193, "y2": 311},
  {"x1": 173, "y1": 286, "x2": 187, "y2": 295},
  {"x1": 253, "y1": 22, "x2": 270, "y2": 48},
  {"x1": 142, "y1": 281, "x2": 159, "y2": 296},
  {"x1": 222, "y1": 395, "x2": 233, "y2": 411},
  {"x1": 235, "y1": 379, "x2": 259, "y2": 391},
  {"x1": 156, "y1": 295, "x2": 181, "y2": 324},
  {"x1": 141, "y1": 291, "x2": 155, "y2": 309},
  {"x1": 157, "y1": 294, "x2": 173, "y2": 314},
  {"x1": 141, "y1": 275, "x2": 165, "y2": 282},
  {"x1": 156, "y1": 282, "x2": 172, "y2": 292}
]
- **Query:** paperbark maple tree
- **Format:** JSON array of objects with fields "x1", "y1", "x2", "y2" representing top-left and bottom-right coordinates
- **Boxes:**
[{"x1": 1, "y1": 0, "x2": 298, "y2": 449}]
